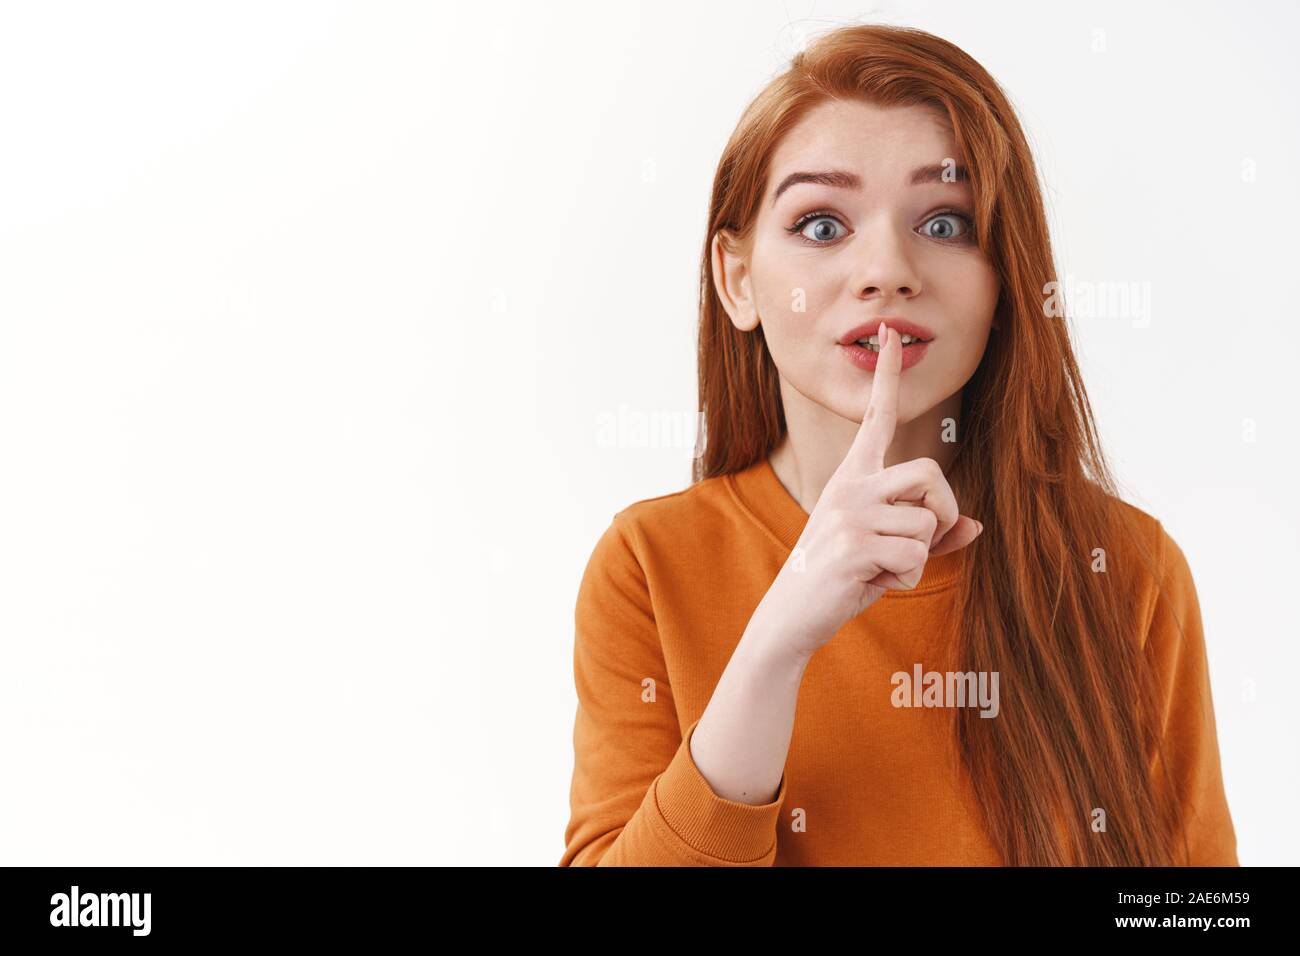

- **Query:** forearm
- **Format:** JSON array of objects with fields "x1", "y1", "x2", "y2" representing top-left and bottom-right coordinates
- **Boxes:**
[{"x1": 689, "y1": 612, "x2": 811, "y2": 805}]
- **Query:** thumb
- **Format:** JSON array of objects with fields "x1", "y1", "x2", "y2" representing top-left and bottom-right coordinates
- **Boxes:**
[{"x1": 929, "y1": 515, "x2": 983, "y2": 556}]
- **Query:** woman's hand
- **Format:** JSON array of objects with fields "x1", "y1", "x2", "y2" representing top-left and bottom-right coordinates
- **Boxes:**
[{"x1": 754, "y1": 323, "x2": 984, "y2": 660}]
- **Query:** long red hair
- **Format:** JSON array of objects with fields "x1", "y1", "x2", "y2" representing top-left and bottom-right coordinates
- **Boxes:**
[{"x1": 693, "y1": 23, "x2": 1185, "y2": 865}]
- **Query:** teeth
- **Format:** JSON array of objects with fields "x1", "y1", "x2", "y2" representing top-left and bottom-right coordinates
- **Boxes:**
[{"x1": 854, "y1": 333, "x2": 923, "y2": 352}]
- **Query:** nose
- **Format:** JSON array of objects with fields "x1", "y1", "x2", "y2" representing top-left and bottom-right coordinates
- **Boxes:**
[{"x1": 851, "y1": 221, "x2": 922, "y2": 302}]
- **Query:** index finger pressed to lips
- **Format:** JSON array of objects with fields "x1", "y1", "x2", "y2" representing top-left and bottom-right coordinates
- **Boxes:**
[{"x1": 847, "y1": 322, "x2": 901, "y2": 474}]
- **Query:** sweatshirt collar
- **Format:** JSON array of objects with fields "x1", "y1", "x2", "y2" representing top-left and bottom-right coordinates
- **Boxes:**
[{"x1": 725, "y1": 455, "x2": 966, "y2": 592}]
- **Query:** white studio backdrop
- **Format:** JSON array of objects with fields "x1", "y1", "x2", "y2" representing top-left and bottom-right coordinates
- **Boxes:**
[{"x1": 0, "y1": 0, "x2": 1295, "y2": 865}]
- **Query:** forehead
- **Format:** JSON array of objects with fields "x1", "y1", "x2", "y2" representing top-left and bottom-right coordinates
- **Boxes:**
[{"x1": 767, "y1": 99, "x2": 960, "y2": 194}]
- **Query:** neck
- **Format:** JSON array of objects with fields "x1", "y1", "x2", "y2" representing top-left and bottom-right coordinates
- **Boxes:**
[{"x1": 768, "y1": 376, "x2": 964, "y2": 514}]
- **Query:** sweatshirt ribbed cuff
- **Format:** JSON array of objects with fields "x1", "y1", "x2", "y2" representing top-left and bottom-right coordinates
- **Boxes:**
[{"x1": 652, "y1": 716, "x2": 786, "y2": 864}]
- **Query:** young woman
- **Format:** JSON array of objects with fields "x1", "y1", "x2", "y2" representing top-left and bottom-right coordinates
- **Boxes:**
[{"x1": 559, "y1": 24, "x2": 1237, "y2": 866}]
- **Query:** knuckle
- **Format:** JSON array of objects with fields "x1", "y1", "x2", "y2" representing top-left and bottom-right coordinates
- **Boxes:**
[
  {"x1": 826, "y1": 480, "x2": 859, "y2": 505},
  {"x1": 823, "y1": 506, "x2": 850, "y2": 529},
  {"x1": 861, "y1": 471, "x2": 887, "y2": 496}
]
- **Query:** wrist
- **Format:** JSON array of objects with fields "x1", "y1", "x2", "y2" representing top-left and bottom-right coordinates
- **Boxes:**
[{"x1": 741, "y1": 607, "x2": 818, "y2": 673}]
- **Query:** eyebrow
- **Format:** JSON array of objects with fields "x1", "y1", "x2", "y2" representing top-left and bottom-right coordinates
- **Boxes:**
[{"x1": 770, "y1": 163, "x2": 970, "y2": 206}]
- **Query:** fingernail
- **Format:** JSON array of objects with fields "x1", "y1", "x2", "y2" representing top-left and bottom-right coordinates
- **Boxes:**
[{"x1": 976, "y1": 521, "x2": 984, "y2": 532}]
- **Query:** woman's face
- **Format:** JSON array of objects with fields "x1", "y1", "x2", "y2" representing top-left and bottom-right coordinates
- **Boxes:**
[{"x1": 713, "y1": 98, "x2": 1000, "y2": 428}]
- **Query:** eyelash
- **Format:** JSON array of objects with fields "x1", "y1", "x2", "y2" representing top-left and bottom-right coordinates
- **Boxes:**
[{"x1": 785, "y1": 208, "x2": 976, "y2": 246}]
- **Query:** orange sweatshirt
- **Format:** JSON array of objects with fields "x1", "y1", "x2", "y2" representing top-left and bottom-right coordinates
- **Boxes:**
[{"x1": 559, "y1": 456, "x2": 1238, "y2": 866}]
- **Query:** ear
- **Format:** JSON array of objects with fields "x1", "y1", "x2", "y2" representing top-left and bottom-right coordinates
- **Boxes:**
[{"x1": 711, "y1": 229, "x2": 760, "y2": 332}]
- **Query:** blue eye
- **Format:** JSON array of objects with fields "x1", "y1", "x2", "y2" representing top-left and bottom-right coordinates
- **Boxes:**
[
  {"x1": 919, "y1": 211, "x2": 975, "y2": 242},
  {"x1": 786, "y1": 211, "x2": 847, "y2": 245}
]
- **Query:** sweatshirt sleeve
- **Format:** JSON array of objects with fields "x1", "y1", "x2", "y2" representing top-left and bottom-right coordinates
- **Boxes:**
[
  {"x1": 1145, "y1": 523, "x2": 1239, "y2": 866},
  {"x1": 559, "y1": 515, "x2": 787, "y2": 867}
]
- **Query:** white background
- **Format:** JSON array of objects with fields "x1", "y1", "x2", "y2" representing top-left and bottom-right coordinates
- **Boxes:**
[{"x1": 0, "y1": 0, "x2": 1295, "y2": 865}]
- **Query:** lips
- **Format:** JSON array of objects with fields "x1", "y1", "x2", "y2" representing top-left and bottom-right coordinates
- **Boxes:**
[
  {"x1": 839, "y1": 338, "x2": 931, "y2": 372},
  {"x1": 837, "y1": 317, "x2": 936, "y2": 346}
]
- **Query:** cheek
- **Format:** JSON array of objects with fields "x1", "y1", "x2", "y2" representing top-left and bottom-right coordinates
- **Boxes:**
[
  {"x1": 935, "y1": 262, "x2": 999, "y2": 377},
  {"x1": 941, "y1": 259, "x2": 999, "y2": 333},
  {"x1": 750, "y1": 256, "x2": 827, "y2": 352}
]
